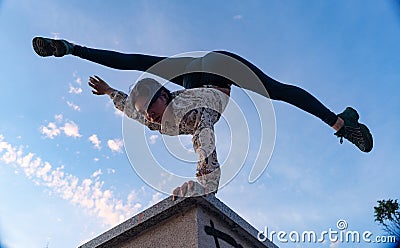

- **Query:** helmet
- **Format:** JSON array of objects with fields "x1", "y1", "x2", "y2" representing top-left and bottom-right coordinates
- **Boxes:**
[{"x1": 129, "y1": 78, "x2": 164, "y2": 111}]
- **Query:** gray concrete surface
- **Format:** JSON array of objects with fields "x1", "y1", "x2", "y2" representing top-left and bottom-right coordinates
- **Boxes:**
[{"x1": 78, "y1": 194, "x2": 278, "y2": 248}]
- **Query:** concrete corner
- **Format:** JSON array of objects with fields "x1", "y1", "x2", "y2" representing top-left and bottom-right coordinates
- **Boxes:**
[{"x1": 79, "y1": 194, "x2": 278, "y2": 248}]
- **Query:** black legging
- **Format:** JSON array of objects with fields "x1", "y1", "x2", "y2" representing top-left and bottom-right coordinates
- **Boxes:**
[{"x1": 73, "y1": 46, "x2": 338, "y2": 126}]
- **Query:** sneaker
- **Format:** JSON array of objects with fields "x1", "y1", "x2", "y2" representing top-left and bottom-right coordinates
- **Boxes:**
[
  {"x1": 335, "y1": 107, "x2": 373, "y2": 152},
  {"x1": 32, "y1": 37, "x2": 74, "y2": 57}
]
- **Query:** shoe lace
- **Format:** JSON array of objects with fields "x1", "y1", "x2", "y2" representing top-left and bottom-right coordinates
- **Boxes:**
[{"x1": 337, "y1": 126, "x2": 365, "y2": 148}]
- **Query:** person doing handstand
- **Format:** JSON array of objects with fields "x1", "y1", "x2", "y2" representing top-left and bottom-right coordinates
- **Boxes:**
[{"x1": 32, "y1": 37, "x2": 373, "y2": 198}]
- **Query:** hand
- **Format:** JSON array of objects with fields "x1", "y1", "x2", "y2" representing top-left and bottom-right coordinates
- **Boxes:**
[
  {"x1": 88, "y1": 75, "x2": 114, "y2": 96},
  {"x1": 172, "y1": 180, "x2": 205, "y2": 201}
]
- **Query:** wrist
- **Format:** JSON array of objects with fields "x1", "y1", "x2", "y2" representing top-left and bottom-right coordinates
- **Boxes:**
[
  {"x1": 196, "y1": 168, "x2": 221, "y2": 194},
  {"x1": 106, "y1": 88, "x2": 115, "y2": 96}
]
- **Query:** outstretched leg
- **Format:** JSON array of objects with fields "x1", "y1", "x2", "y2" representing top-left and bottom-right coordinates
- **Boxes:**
[
  {"x1": 32, "y1": 36, "x2": 193, "y2": 87},
  {"x1": 214, "y1": 51, "x2": 373, "y2": 152},
  {"x1": 214, "y1": 51, "x2": 338, "y2": 126}
]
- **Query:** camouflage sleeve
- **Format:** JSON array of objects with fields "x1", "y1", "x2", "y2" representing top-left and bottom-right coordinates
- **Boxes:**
[
  {"x1": 192, "y1": 107, "x2": 221, "y2": 194},
  {"x1": 109, "y1": 90, "x2": 160, "y2": 131}
]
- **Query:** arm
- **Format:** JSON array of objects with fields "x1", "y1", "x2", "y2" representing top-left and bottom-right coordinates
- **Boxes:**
[
  {"x1": 192, "y1": 108, "x2": 221, "y2": 194},
  {"x1": 172, "y1": 109, "x2": 221, "y2": 200},
  {"x1": 88, "y1": 76, "x2": 160, "y2": 130}
]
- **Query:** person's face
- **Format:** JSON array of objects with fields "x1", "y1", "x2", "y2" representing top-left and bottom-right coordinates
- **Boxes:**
[{"x1": 135, "y1": 90, "x2": 169, "y2": 124}]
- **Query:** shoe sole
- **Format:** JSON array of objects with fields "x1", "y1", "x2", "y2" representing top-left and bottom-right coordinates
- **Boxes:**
[
  {"x1": 32, "y1": 37, "x2": 54, "y2": 57},
  {"x1": 360, "y1": 123, "x2": 373, "y2": 152}
]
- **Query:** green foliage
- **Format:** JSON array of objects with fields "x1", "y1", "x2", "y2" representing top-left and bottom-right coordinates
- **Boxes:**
[{"x1": 374, "y1": 199, "x2": 400, "y2": 238}]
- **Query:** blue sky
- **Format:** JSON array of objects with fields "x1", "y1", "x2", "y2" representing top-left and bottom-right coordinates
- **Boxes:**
[{"x1": 0, "y1": 0, "x2": 399, "y2": 247}]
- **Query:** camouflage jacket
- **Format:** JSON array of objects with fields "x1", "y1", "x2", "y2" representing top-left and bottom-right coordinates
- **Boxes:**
[{"x1": 110, "y1": 85, "x2": 229, "y2": 192}]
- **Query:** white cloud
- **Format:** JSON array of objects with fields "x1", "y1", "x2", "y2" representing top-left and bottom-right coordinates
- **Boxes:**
[
  {"x1": 0, "y1": 137, "x2": 19, "y2": 164},
  {"x1": 75, "y1": 77, "x2": 82, "y2": 85},
  {"x1": 148, "y1": 134, "x2": 159, "y2": 145},
  {"x1": 61, "y1": 121, "x2": 82, "y2": 138},
  {"x1": 40, "y1": 116, "x2": 83, "y2": 139},
  {"x1": 36, "y1": 161, "x2": 52, "y2": 181},
  {"x1": 107, "y1": 168, "x2": 115, "y2": 174},
  {"x1": 0, "y1": 136, "x2": 144, "y2": 227},
  {"x1": 40, "y1": 122, "x2": 61, "y2": 139},
  {"x1": 66, "y1": 101, "x2": 81, "y2": 112},
  {"x1": 69, "y1": 84, "x2": 83, "y2": 94},
  {"x1": 146, "y1": 192, "x2": 164, "y2": 207},
  {"x1": 73, "y1": 71, "x2": 82, "y2": 85},
  {"x1": 54, "y1": 114, "x2": 63, "y2": 123},
  {"x1": 88, "y1": 134, "x2": 101, "y2": 150},
  {"x1": 91, "y1": 169, "x2": 102, "y2": 178},
  {"x1": 107, "y1": 139, "x2": 123, "y2": 153},
  {"x1": 17, "y1": 152, "x2": 34, "y2": 168},
  {"x1": 233, "y1": 14, "x2": 243, "y2": 20},
  {"x1": 94, "y1": 157, "x2": 100, "y2": 162}
]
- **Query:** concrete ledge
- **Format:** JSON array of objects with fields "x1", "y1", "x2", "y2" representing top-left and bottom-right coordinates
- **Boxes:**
[{"x1": 79, "y1": 194, "x2": 277, "y2": 248}]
